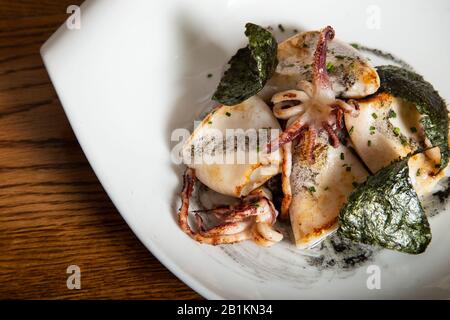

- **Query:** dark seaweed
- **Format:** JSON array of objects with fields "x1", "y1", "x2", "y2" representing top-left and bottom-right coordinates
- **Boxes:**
[
  {"x1": 212, "y1": 23, "x2": 278, "y2": 105},
  {"x1": 339, "y1": 158, "x2": 432, "y2": 254},
  {"x1": 377, "y1": 65, "x2": 449, "y2": 170}
]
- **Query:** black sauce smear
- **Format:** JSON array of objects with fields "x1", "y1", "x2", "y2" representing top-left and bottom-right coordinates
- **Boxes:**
[
  {"x1": 350, "y1": 43, "x2": 414, "y2": 71},
  {"x1": 306, "y1": 234, "x2": 375, "y2": 270},
  {"x1": 433, "y1": 178, "x2": 450, "y2": 203}
]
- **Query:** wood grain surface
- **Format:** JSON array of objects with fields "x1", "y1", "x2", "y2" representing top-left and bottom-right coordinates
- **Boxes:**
[{"x1": 0, "y1": 0, "x2": 200, "y2": 299}]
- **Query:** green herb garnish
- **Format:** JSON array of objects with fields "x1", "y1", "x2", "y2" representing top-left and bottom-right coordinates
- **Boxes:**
[
  {"x1": 393, "y1": 127, "x2": 401, "y2": 136},
  {"x1": 400, "y1": 136, "x2": 408, "y2": 146},
  {"x1": 371, "y1": 112, "x2": 378, "y2": 119},
  {"x1": 326, "y1": 62, "x2": 334, "y2": 72},
  {"x1": 388, "y1": 109, "x2": 397, "y2": 118},
  {"x1": 340, "y1": 152, "x2": 344, "y2": 160},
  {"x1": 348, "y1": 126, "x2": 354, "y2": 135},
  {"x1": 225, "y1": 112, "x2": 231, "y2": 117},
  {"x1": 308, "y1": 186, "x2": 316, "y2": 193},
  {"x1": 212, "y1": 23, "x2": 278, "y2": 105},
  {"x1": 410, "y1": 126, "x2": 417, "y2": 133},
  {"x1": 368, "y1": 140, "x2": 372, "y2": 147},
  {"x1": 278, "y1": 24, "x2": 285, "y2": 32}
]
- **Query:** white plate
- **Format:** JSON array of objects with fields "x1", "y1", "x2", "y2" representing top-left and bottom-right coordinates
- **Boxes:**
[{"x1": 41, "y1": 0, "x2": 450, "y2": 299}]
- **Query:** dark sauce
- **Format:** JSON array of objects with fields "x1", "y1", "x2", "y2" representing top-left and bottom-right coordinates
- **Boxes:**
[
  {"x1": 433, "y1": 177, "x2": 450, "y2": 203},
  {"x1": 351, "y1": 43, "x2": 415, "y2": 71},
  {"x1": 305, "y1": 234, "x2": 376, "y2": 270}
]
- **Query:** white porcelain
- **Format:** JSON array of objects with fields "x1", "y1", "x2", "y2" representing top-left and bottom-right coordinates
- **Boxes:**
[{"x1": 41, "y1": 0, "x2": 450, "y2": 299}]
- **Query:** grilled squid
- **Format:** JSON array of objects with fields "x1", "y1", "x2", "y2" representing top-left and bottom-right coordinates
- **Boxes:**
[
  {"x1": 267, "y1": 26, "x2": 360, "y2": 161},
  {"x1": 268, "y1": 26, "x2": 376, "y2": 248},
  {"x1": 182, "y1": 96, "x2": 282, "y2": 198},
  {"x1": 178, "y1": 168, "x2": 283, "y2": 246},
  {"x1": 345, "y1": 92, "x2": 450, "y2": 198},
  {"x1": 259, "y1": 27, "x2": 380, "y2": 100},
  {"x1": 179, "y1": 96, "x2": 284, "y2": 245}
]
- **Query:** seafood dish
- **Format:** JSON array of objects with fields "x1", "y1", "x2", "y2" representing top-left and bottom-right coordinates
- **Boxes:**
[{"x1": 176, "y1": 23, "x2": 448, "y2": 254}]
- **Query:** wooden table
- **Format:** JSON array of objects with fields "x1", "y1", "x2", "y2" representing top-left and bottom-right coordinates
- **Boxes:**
[{"x1": 0, "y1": 1, "x2": 200, "y2": 299}]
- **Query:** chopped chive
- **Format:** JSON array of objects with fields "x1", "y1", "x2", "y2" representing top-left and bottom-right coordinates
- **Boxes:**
[
  {"x1": 348, "y1": 126, "x2": 354, "y2": 135},
  {"x1": 335, "y1": 55, "x2": 346, "y2": 60},
  {"x1": 371, "y1": 112, "x2": 378, "y2": 119},
  {"x1": 278, "y1": 24, "x2": 285, "y2": 32},
  {"x1": 340, "y1": 152, "x2": 344, "y2": 160},
  {"x1": 369, "y1": 126, "x2": 376, "y2": 131},
  {"x1": 410, "y1": 126, "x2": 417, "y2": 133},
  {"x1": 346, "y1": 166, "x2": 351, "y2": 172},
  {"x1": 367, "y1": 140, "x2": 372, "y2": 147},
  {"x1": 393, "y1": 127, "x2": 401, "y2": 136},
  {"x1": 225, "y1": 112, "x2": 231, "y2": 117},
  {"x1": 388, "y1": 109, "x2": 397, "y2": 118},
  {"x1": 308, "y1": 186, "x2": 316, "y2": 193},
  {"x1": 207, "y1": 73, "x2": 213, "y2": 78},
  {"x1": 400, "y1": 136, "x2": 408, "y2": 145},
  {"x1": 326, "y1": 62, "x2": 334, "y2": 72},
  {"x1": 324, "y1": 186, "x2": 329, "y2": 191},
  {"x1": 208, "y1": 121, "x2": 212, "y2": 124},
  {"x1": 416, "y1": 168, "x2": 421, "y2": 177},
  {"x1": 256, "y1": 146, "x2": 260, "y2": 152},
  {"x1": 350, "y1": 43, "x2": 360, "y2": 49}
]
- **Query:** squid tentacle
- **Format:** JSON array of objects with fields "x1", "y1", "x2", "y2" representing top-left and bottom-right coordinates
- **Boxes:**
[
  {"x1": 177, "y1": 168, "x2": 283, "y2": 246},
  {"x1": 312, "y1": 25, "x2": 335, "y2": 99},
  {"x1": 280, "y1": 142, "x2": 293, "y2": 220}
]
